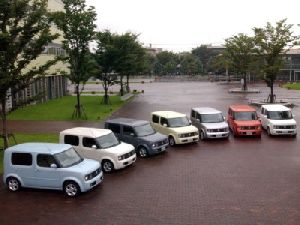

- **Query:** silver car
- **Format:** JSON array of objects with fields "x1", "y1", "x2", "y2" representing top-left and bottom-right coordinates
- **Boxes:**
[{"x1": 190, "y1": 107, "x2": 229, "y2": 140}]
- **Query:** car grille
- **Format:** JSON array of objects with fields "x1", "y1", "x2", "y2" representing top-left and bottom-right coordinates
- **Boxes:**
[
  {"x1": 182, "y1": 132, "x2": 198, "y2": 137},
  {"x1": 276, "y1": 125, "x2": 296, "y2": 129},
  {"x1": 156, "y1": 139, "x2": 168, "y2": 146},
  {"x1": 91, "y1": 168, "x2": 101, "y2": 178},
  {"x1": 123, "y1": 150, "x2": 135, "y2": 159},
  {"x1": 209, "y1": 128, "x2": 228, "y2": 132},
  {"x1": 240, "y1": 126, "x2": 256, "y2": 130}
]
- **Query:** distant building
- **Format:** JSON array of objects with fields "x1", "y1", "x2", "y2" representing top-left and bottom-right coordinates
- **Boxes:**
[
  {"x1": 7, "y1": 0, "x2": 69, "y2": 111},
  {"x1": 279, "y1": 48, "x2": 300, "y2": 81},
  {"x1": 145, "y1": 44, "x2": 163, "y2": 56}
]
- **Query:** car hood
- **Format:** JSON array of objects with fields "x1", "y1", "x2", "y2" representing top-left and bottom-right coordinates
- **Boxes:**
[
  {"x1": 70, "y1": 158, "x2": 100, "y2": 174},
  {"x1": 169, "y1": 125, "x2": 198, "y2": 133},
  {"x1": 202, "y1": 121, "x2": 228, "y2": 129},
  {"x1": 269, "y1": 119, "x2": 297, "y2": 126},
  {"x1": 234, "y1": 120, "x2": 261, "y2": 126},
  {"x1": 105, "y1": 142, "x2": 135, "y2": 155},
  {"x1": 139, "y1": 132, "x2": 168, "y2": 142}
]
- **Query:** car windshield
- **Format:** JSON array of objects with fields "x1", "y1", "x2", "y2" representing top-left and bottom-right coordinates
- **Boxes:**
[
  {"x1": 200, "y1": 113, "x2": 224, "y2": 123},
  {"x1": 168, "y1": 117, "x2": 190, "y2": 127},
  {"x1": 234, "y1": 111, "x2": 257, "y2": 120},
  {"x1": 96, "y1": 132, "x2": 120, "y2": 149},
  {"x1": 54, "y1": 147, "x2": 83, "y2": 168},
  {"x1": 268, "y1": 111, "x2": 293, "y2": 120},
  {"x1": 134, "y1": 124, "x2": 155, "y2": 137}
]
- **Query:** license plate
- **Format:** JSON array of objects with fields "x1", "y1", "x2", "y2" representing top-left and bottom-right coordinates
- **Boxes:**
[{"x1": 246, "y1": 132, "x2": 252, "y2": 135}]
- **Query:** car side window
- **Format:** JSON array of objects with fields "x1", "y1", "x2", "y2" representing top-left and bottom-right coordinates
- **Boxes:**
[
  {"x1": 152, "y1": 114, "x2": 159, "y2": 123},
  {"x1": 191, "y1": 110, "x2": 196, "y2": 118},
  {"x1": 82, "y1": 137, "x2": 97, "y2": 148},
  {"x1": 64, "y1": 135, "x2": 79, "y2": 146},
  {"x1": 160, "y1": 117, "x2": 168, "y2": 126},
  {"x1": 11, "y1": 153, "x2": 32, "y2": 166},
  {"x1": 107, "y1": 123, "x2": 121, "y2": 134},
  {"x1": 261, "y1": 108, "x2": 265, "y2": 114},
  {"x1": 123, "y1": 126, "x2": 135, "y2": 136},
  {"x1": 37, "y1": 154, "x2": 56, "y2": 168},
  {"x1": 196, "y1": 113, "x2": 201, "y2": 121}
]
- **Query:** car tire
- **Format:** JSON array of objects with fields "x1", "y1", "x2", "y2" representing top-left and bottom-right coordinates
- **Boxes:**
[
  {"x1": 168, "y1": 136, "x2": 175, "y2": 146},
  {"x1": 138, "y1": 146, "x2": 148, "y2": 158},
  {"x1": 200, "y1": 131, "x2": 205, "y2": 140},
  {"x1": 64, "y1": 181, "x2": 81, "y2": 197},
  {"x1": 102, "y1": 160, "x2": 114, "y2": 173},
  {"x1": 7, "y1": 177, "x2": 21, "y2": 192}
]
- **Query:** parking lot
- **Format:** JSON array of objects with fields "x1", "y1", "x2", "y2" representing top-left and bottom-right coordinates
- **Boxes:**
[{"x1": 1, "y1": 81, "x2": 300, "y2": 225}]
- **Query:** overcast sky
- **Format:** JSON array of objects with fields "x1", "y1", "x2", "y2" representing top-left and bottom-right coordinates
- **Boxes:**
[{"x1": 86, "y1": 0, "x2": 300, "y2": 52}]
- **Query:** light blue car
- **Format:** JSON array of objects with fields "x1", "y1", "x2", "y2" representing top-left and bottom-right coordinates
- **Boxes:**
[{"x1": 3, "y1": 143, "x2": 103, "y2": 197}]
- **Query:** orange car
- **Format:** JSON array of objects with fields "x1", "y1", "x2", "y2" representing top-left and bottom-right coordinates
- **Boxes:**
[{"x1": 227, "y1": 105, "x2": 262, "y2": 137}]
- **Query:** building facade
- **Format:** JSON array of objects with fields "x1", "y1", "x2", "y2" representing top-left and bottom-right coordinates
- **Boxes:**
[{"x1": 6, "y1": 0, "x2": 69, "y2": 111}]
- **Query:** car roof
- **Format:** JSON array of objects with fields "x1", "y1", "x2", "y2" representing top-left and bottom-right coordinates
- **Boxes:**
[
  {"x1": 192, "y1": 107, "x2": 222, "y2": 114},
  {"x1": 261, "y1": 104, "x2": 290, "y2": 111},
  {"x1": 229, "y1": 105, "x2": 256, "y2": 112},
  {"x1": 6, "y1": 143, "x2": 72, "y2": 154},
  {"x1": 106, "y1": 117, "x2": 148, "y2": 126},
  {"x1": 151, "y1": 111, "x2": 186, "y2": 118},
  {"x1": 60, "y1": 127, "x2": 111, "y2": 138}
]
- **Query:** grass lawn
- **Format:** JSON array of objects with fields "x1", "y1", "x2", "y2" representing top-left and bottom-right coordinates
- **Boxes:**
[
  {"x1": 8, "y1": 95, "x2": 128, "y2": 121},
  {"x1": 282, "y1": 83, "x2": 300, "y2": 90},
  {"x1": 0, "y1": 133, "x2": 58, "y2": 173}
]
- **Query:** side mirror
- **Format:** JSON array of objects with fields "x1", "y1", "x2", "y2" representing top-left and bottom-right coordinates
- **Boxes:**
[
  {"x1": 196, "y1": 118, "x2": 200, "y2": 122},
  {"x1": 163, "y1": 123, "x2": 167, "y2": 127},
  {"x1": 223, "y1": 116, "x2": 226, "y2": 120},
  {"x1": 50, "y1": 164, "x2": 57, "y2": 169},
  {"x1": 92, "y1": 145, "x2": 97, "y2": 149},
  {"x1": 130, "y1": 132, "x2": 135, "y2": 136},
  {"x1": 189, "y1": 120, "x2": 192, "y2": 125}
]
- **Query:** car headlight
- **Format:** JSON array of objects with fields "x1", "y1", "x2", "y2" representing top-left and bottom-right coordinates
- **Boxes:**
[
  {"x1": 178, "y1": 134, "x2": 184, "y2": 138},
  {"x1": 84, "y1": 174, "x2": 92, "y2": 181},
  {"x1": 152, "y1": 143, "x2": 158, "y2": 148},
  {"x1": 273, "y1": 125, "x2": 279, "y2": 129},
  {"x1": 118, "y1": 155, "x2": 124, "y2": 161},
  {"x1": 207, "y1": 129, "x2": 213, "y2": 132}
]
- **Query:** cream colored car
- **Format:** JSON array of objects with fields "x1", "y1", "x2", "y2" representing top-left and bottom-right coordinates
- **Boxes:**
[{"x1": 150, "y1": 111, "x2": 199, "y2": 146}]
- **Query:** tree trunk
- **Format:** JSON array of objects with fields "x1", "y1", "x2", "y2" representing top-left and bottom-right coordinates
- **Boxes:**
[
  {"x1": 243, "y1": 74, "x2": 247, "y2": 91},
  {"x1": 120, "y1": 74, "x2": 124, "y2": 96},
  {"x1": 1, "y1": 98, "x2": 8, "y2": 149},
  {"x1": 103, "y1": 78, "x2": 109, "y2": 105},
  {"x1": 270, "y1": 79, "x2": 274, "y2": 103},
  {"x1": 126, "y1": 74, "x2": 130, "y2": 93}
]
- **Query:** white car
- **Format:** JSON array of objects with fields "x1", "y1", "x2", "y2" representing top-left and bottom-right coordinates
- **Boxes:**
[
  {"x1": 59, "y1": 127, "x2": 136, "y2": 172},
  {"x1": 151, "y1": 111, "x2": 199, "y2": 146},
  {"x1": 259, "y1": 104, "x2": 297, "y2": 136}
]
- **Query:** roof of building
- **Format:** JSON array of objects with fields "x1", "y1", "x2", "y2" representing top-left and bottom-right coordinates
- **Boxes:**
[
  {"x1": 192, "y1": 107, "x2": 222, "y2": 114},
  {"x1": 105, "y1": 118, "x2": 148, "y2": 126},
  {"x1": 152, "y1": 111, "x2": 186, "y2": 118},
  {"x1": 261, "y1": 104, "x2": 291, "y2": 111},
  {"x1": 6, "y1": 143, "x2": 72, "y2": 154},
  {"x1": 60, "y1": 127, "x2": 111, "y2": 137}
]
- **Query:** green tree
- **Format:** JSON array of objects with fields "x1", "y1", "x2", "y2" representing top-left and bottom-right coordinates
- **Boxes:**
[
  {"x1": 154, "y1": 51, "x2": 178, "y2": 75},
  {"x1": 94, "y1": 30, "x2": 118, "y2": 104},
  {"x1": 0, "y1": 0, "x2": 59, "y2": 149},
  {"x1": 192, "y1": 45, "x2": 221, "y2": 73},
  {"x1": 225, "y1": 34, "x2": 256, "y2": 90},
  {"x1": 53, "y1": 0, "x2": 96, "y2": 118},
  {"x1": 179, "y1": 53, "x2": 202, "y2": 75},
  {"x1": 254, "y1": 19, "x2": 294, "y2": 103},
  {"x1": 210, "y1": 53, "x2": 232, "y2": 81}
]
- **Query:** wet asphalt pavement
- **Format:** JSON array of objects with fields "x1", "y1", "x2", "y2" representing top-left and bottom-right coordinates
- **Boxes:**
[{"x1": 1, "y1": 81, "x2": 300, "y2": 225}]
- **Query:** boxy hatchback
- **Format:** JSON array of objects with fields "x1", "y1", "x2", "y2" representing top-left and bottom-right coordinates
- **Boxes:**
[
  {"x1": 227, "y1": 105, "x2": 262, "y2": 137},
  {"x1": 3, "y1": 143, "x2": 103, "y2": 197}
]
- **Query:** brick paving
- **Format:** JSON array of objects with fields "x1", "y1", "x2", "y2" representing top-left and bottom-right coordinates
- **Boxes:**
[{"x1": 1, "y1": 81, "x2": 300, "y2": 225}]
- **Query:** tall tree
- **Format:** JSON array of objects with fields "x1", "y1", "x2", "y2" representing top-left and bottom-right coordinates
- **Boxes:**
[
  {"x1": 0, "y1": 0, "x2": 59, "y2": 149},
  {"x1": 53, "y1": 0, "x2": 96, "y2": 118},
  {"x1": 225, "y1": 34, "x2": 256, "y2": 90},
  {"x1": 254, "y1": 19, "x2": 294, "y2": 103},
  {"x1": 154, "y1": 51, "x2": 178, "y2": 75},
  {"x1": 210, "y1": 53, "x2": 232, "y2": 80}
]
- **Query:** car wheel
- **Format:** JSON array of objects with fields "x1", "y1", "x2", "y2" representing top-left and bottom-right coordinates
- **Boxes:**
[
  {"x1": 102, "y1": 160, "x2": 114, "y2": 173},
  {"x1": 169, "y1": 136, "x2": 175, "y2": 146},
  {"x1": 267, "y1": 127, "x2": 271, "y2": 136},
  {"x1": 7, "y1": 177, "x2": 21, "y2": 192},
  {"x1": 138, "y1": 146, "x2": 148, "y2": 158},
  {"x1": 200, "y1": 131, "x2": 205, "y2": 140},
  {"x1": 64, "y1": 181, "x2": 81, "y2": 197}
]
